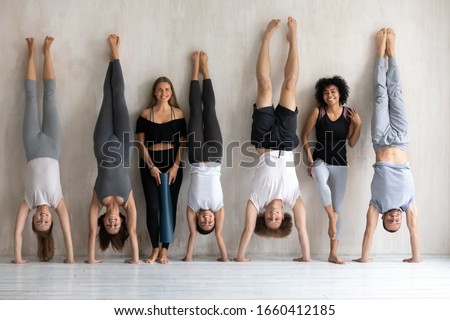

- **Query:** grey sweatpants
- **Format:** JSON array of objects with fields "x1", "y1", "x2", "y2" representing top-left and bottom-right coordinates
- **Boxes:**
[
  {"x1": 23, "y1": 79, "x2": 60, "y2": 161},
  {"x1": 372, "y1": 57, "x2": 409, "y2": 152},
  {"x1": 311, "y1": 159, "x2": 348, "y2": 240}
]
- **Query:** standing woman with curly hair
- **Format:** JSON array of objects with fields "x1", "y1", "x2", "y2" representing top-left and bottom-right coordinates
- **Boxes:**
[{"x1": 301, "y1": 76, "x2": 361, "y2": 264}]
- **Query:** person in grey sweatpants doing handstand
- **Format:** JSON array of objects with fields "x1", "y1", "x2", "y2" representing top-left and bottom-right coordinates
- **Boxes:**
[
  {"x1": 13, "y1": 36, "x2": 74, "y2": 264},
  {"x1": 354, "y1": 28, "x2": 421, "y2": 263}
]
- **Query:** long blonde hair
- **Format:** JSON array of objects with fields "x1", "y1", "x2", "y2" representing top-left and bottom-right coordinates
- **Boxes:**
[{"x1": 148, "y1": 76, "x2": 180, "y2": 109}]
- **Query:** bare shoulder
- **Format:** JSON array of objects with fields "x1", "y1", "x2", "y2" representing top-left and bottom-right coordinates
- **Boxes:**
[
  {"x1": 140, "y1": 108, "x2": 151, "y2": 119},
  {"x1": 310, "y1": 106, "x2": 320, "y2": 117},
  {"x1": 174, "y1": 107, "x2": 184, "y2": 119}
]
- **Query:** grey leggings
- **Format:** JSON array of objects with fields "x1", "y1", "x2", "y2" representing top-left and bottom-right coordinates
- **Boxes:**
[
  {"x1": 93, "y1": 60, "x2": 132, "y2": 167},
  {"x1": 372, "y1": 57, "x2": 409, "y2": 152},
  {"x1": 188, "y1": 79, "x2": 223, "y2": 163},
  {"x1": 23, "y1": 79, "x2": 60, "y2": 161},
  {"x1": 311, "y1": 159, "x2": 348, "y2": 240}
]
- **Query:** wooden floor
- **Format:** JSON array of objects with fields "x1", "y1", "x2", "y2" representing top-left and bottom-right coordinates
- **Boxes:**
[{"x1": 1, "y1": 255, "x2": 449, "y2": 300}]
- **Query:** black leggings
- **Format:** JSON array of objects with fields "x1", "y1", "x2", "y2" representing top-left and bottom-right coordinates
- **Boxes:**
[
  {"x1": 188, "y1": 79, "x2": 222, "y2": 163},
  {"x1": 140, "y1": 148, "x2": 183, "y2": 249}
]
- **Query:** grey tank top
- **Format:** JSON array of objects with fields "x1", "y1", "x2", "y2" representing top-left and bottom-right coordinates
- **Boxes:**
[{"x1": 94, "y1": 165, "x2": 131, "y2": 206}]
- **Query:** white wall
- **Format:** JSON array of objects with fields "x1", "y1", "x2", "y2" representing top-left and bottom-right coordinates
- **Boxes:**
[{"x1": 1, "y1": 0, "x2": 449, "y2": 259}]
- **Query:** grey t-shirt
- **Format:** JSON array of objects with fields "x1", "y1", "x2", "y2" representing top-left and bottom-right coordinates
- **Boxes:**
[{"x1": 370, "y1": 162, "x2": 415, "y2": 213}]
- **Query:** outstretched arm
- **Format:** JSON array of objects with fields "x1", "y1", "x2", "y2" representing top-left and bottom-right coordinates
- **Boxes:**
[
  {"x1": 214, "y1": 206, "x2": 229, "y2": 262},
  {"x1": 404, "y1": 204, "x2": 421, "y2": 263},
  {"x1": 300, "y1": 107, "x2": 319, "y2": 176},
  {"x1": 87, "y1": 191, "x2": 102, "y2": 264},
  {"x1": 235, "y1": 200, "x2": 258, "y2": 262},
  {"x1": 55, "y1": 199, "x2": 75, "y2": 263},
  {"x1": 182, "y1": 207, "x2": 198, "y2": 262},
  {"x1": 292, "y1": 197, "x2": 311, "y2": 262},
  {"x1": 13, "y1": 200, "x2": 31, "y2": 264},
  {"x1": 123, "y1": 191, "x2": 140, "y2": 264},
  {"x1": 353, "y1": 204, "x2": 379, "y2": 262}
]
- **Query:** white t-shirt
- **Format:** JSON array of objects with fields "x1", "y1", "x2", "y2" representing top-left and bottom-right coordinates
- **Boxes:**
[
  {"x1": 249, "y1": 150, "x2": 301, "y2": 212},
  {"x1": 24, "y1": 157, "x2": 63, "y2": 209},
  {"x1": 187, "y1": 162, "x2": 223, "y2": 212}
]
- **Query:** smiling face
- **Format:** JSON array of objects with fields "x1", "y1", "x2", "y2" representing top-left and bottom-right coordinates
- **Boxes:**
[
  {"x1": 197, "y1": 210, "x2": 215, "y2": 232},
  {"x1": 103, "y1": 208, "x2": 122, "y2": 235},
  {"x1": 32, "y1": 206, "x2": 53, "y2": 232},
  {"x1": 154, "y1": 81, "x2": 173, "y2": 103},
  {"x1": 264, "y1": 200, "x2": 284, "y2": 230},
  {"x1": 382, "y1": 209, "x2": 403, "y2": 232},
  {"x1": 323, "y1": 85, "x2": 340, "y2": 107}
]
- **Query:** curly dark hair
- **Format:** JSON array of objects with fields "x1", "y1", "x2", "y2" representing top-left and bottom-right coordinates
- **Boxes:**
[
  {"x1": 314, "y1": 76, "x2": 349, "y2": 107},
  {"x1": 97, "y1": 212, "x2": 129, "y2": 251},
  {"x1": 254, "y1": 213, "x2": 293, "y2": 238}
]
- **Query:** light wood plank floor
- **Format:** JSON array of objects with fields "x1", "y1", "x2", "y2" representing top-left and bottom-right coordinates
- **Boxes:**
[{"x1": 1, "y1": 255, "x2": 449, "y2": 300}]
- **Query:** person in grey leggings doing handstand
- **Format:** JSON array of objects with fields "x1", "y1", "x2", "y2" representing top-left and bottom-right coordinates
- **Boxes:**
[
  {"x1": 182, "y1": 51, "x2": 228, "y2": 262},
  {"x1": 13, "y1": 36, "x2": 74, "y2": 264},
  {"x1": 87, "y1": 34, "x2": 139, "y2": 264},
  {"x1": 354, "y1": 28, "x2": 421, "y2": 263}
]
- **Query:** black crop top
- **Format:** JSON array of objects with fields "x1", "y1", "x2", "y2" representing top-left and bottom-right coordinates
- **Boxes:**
[{"x1": 135, "y1": 113, "x2": 187, "y2": 149}]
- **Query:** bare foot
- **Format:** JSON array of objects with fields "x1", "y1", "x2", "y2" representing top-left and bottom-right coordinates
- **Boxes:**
[
  {"x1": 328, "y1": 212, "x2": 338, "y2": 240},
  {"x1": 43, "y1": 36, "x2": 54, "y2": 54},
  {"x1": 217, "y1": 257, "x2": 230, "y2": 262},
  {"x1": 352, "y1": 257, "x2": 373, "y2": 263},
  {"x1": 158, "y1": 248, "x2": 170, "y2": 264},
  {"x1": 293, "y1": 256, "x2": 311, "y2": 262},
  {"x1": 26, "y1": 37, "x2": 35, "y2": 57},
  {"x1": 263, "y1": 19, "x2": 281, "y2": 40},
  {"x1": 234, "y1": 257, "x2": 252, "y2": 262},
  {"x1": 376, "y1": 28, "x2": 387, "y2": 57},
  {"x1": 286, "y1": 16, "x2": 297, "y2": 43},
  {"x1": 328, "y1": 254, "x2": 347, "y2": 265},
  {"x1": 191, "y1": 51, "x2": 200, "y2": 80},
  {"x1": 108, "y1": 34, "x2": 120, "y2": 60},
  {"x1": 386, "y1": 28, "x2": 396, "y2": 58},
  {"x1": 199, "y1": 51, "x2": 210, "y2": 79},
  {"x1": 144, "y1": 248, "x2": 160, "y2": 263}
]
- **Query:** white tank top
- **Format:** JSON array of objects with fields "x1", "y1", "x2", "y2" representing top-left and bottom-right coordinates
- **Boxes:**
[
  {"x1": 187, "y1": 162, "x2": 223, "y2": 212},
  {"x1": 24, "y1": 157, "x2": 63, "y2": 209}
]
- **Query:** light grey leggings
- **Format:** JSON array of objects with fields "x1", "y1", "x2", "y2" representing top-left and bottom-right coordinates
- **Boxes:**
[
  {"x1": 311, "y1": 159, "x2": 348, "y2": 240},
  {"x1": 372, "y1": 57, "x2": 408, "y2": 152},
  {"x1": 23, "y1": 79, "x2": 60, "y2": 161}
]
